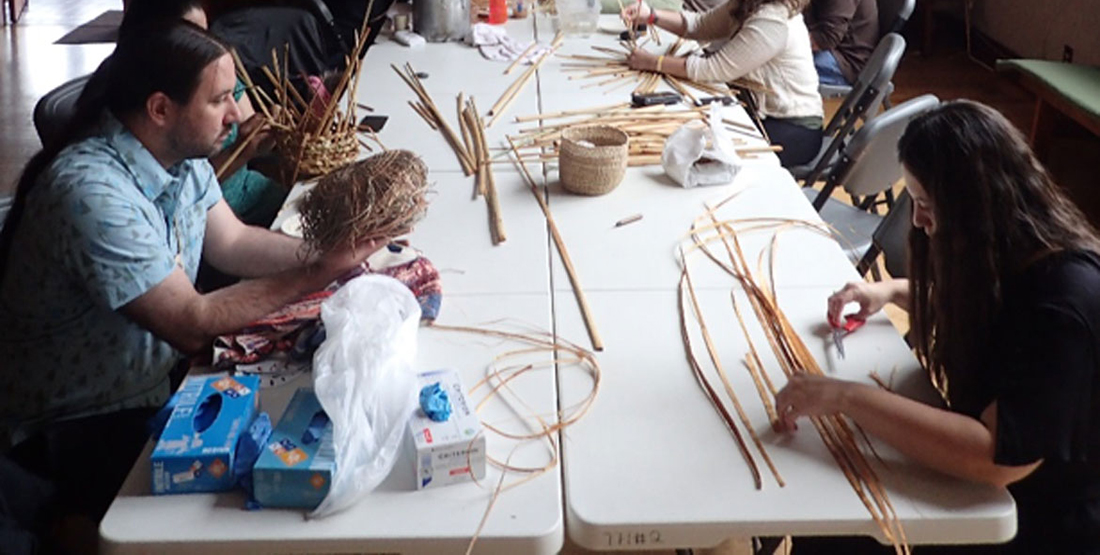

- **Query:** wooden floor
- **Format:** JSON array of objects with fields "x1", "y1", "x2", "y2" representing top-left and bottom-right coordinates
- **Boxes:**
[{"x1": 0, "y1": 0, "x2": 117, "y2": 196}]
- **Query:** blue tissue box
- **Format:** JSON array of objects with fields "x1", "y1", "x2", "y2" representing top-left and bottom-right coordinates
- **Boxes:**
[
  {"x1": 151, "y1": 374, "x2": 260, "y2": 495},
  {"x1": 252, "y1": 388, "x2": 335, "y2": 509}
]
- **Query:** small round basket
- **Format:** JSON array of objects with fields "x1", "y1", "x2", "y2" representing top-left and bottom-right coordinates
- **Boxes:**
[
  {"x1": 559, "y1": 125, "x2": 629, "y2": 196},
  {"x1": 279, "y1": 129, "x2": 360, "y2": 178}
]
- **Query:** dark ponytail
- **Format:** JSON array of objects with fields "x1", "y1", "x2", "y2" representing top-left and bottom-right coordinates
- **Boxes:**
[
  {"x1": 0, "y1": 21, "x2": 228, "y2": 283},
  {"x1": 117, "y1": 0, "x2": 205, "y2": 40}
]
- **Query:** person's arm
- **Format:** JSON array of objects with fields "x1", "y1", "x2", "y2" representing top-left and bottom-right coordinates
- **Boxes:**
[
  {"x1": 201, "y1": 200, "x2": 311, "y2": 278},
  {"x1": 827, "y1": 279, "x2": 909, "y2": 322},
  {"x1": 682, "y1": 12, "x2": 788, "y2": 84},
  {"x1": 775, "y1": 375, "x2": 1041, "y2": 487},
  {"x1": 626, "y1": 50, "x2": 690, "y2": 78},
  {"x1": 120, "y1": 233, "x2": 386, "y2": 354},
  {"x1": 806, "y1": 0, "x2": 857, "y2": 52}
]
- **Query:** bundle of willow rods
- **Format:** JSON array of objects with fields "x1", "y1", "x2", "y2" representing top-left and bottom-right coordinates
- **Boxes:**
[
  {"x1": 678, "y1": 198, "x2": 910, "y2": 554},
  {"x1": 506, "y1": 103, "x2": 780, "y2": 167},
  {"x1": 556, "y1": 37, "x2": 730, "y2": 102},
  {"x1": 458, "y1": 94, "x2": 507, "y2": 245},
  {"x1": 298, "y1": 149, "x2": 429, "y2": 254},
  {"x1": 393, "y1": 63, "x2": 476, "y2": 175},
  {"x1": 392, "y1": 69, "x2": 507, "y2": 245}
]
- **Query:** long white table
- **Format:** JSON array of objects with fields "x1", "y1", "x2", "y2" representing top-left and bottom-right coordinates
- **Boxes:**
[{"x1": 100, "y1": 12, "x2": 1016, "y2": 554}]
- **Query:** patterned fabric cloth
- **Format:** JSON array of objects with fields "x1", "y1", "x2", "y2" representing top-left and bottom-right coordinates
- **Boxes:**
[
  {"x1": 0, "y1": 112, "x2": 222, "y2": 439},
  {"x1": 213, "y1": 244, "x2": 442, "y2": 369}
]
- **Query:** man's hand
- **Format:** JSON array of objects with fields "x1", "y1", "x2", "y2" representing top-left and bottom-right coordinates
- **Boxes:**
[{"x1": 314, "y1": 236, "x2": 389, "y2": 277}]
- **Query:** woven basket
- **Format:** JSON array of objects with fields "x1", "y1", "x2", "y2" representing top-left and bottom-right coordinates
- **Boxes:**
[
  {"x1": 279, "y1": 128, "x2": 360, "y2": 178},
  {"x1": 559, "y1": 125, "x2": 629, "y2": 196}
]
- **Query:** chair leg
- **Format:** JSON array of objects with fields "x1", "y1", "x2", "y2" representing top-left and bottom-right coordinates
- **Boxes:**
[{"x1": 857, "y1": 245, "x2": 881, "y2": 277}]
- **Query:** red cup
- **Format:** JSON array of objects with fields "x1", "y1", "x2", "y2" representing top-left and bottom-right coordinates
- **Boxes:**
[{"x1": 489, "y1": 0, "x2": 508, "y2": 24}]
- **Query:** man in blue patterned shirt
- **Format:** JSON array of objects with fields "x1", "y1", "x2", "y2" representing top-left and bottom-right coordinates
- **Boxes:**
[{"x1": 0, "y1": 21, "x2": 387, "y2": 540}]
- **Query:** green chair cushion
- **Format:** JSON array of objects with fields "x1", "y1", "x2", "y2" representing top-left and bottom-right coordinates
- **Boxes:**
[{"x1": 997, "y1": 59, "x2": 1100, "y2": 121}]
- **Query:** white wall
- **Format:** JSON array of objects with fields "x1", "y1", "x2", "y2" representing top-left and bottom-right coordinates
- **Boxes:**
[{"x1": 971, "y1": 0, "x2": 1100, "y2": 65}]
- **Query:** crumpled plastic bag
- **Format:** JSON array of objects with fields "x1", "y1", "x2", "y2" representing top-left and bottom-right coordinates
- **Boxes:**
[
  {"x1": 661, "y1": 107, "x2": 742, "y2": 188},
  {"x1": 309, "y1": 275, "x2": 420, "y2": 518}
]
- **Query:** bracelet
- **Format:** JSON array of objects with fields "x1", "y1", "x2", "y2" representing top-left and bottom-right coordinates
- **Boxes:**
[
  {"x1": 655, "y1": 54, "x2": 665, "y2": 73},
  {"x1": 647, "y1": 10, "x2": 657, "y2": 25}
]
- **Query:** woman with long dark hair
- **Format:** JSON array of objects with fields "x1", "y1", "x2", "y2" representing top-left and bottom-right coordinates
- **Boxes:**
[
  {"x1": 777, "y1": 100, "x2": 1100, "y2": 553},
  {"x1": 620, "y1": 0, "x2": 824, "y2": 167}
]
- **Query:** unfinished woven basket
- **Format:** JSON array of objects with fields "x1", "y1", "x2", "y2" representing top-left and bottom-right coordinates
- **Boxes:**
[
  {"x1": 559, "y1": 125, "x2": 629, "y2": 196},
  {"x1": 279, "y1": 128, "x2": 360, "y2": 178}
]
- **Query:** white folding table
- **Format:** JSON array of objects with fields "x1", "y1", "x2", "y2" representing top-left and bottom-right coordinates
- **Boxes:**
[{"x1": 100, "y1": 13, "x2": 1016, "y2": 554}]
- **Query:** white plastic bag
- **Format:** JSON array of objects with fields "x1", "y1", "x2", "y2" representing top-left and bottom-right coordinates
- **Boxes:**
[
  {"x1": 662, "y1": 107, "x2": 742, "y2": 188},
  {"x1": 309, "y1": 275, "x2": 420, "y2": 518}
]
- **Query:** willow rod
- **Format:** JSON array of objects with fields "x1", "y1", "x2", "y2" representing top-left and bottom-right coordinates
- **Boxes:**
[
  {"x1": 506, "y1": 137, "x2": 603, "y2": 351},
  {"x1": 504, "y1": 40, "x2": 541, "y2": 75},
  {"x1": 391, "y1": 63, "x2": 475, "y2": 174},
  {"x1": 486, "y1": 34, "x2": 564, "y2": 127},
  {"x1": 215, "y1": 123, "x2": 265, "y2": 180},
  {"x1": 469, "y1": 98, "x2": 506, "y2": 244}
]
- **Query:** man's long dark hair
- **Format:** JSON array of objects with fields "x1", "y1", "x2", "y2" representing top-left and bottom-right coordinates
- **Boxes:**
[
  {"x1": 118, "y1": 0, "x2": 205, "y2": 39},
  {"x1": 899, "y1": 100, "x2": 1100, "y2": 413},
  {"x1": 0, "y1": 21, "x2": 228, "y2": 285}
]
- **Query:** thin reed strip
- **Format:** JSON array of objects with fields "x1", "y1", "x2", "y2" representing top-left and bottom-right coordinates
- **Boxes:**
[{"x1": 677, "y1": 266, "x2": 761, "y2": 488}]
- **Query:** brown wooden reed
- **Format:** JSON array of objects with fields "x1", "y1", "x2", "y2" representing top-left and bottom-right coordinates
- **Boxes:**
[{"x1": 507, "y1": 136, "x2": 604, "y2": 352}]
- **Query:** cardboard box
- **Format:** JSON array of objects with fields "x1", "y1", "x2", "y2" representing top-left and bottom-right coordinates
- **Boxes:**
[
  {"x1": 252, "y1": 388, "x2": 336, "y2": 509},
  {"x1": 408, "y1": 369, "x2": 486, "y2": 490},
  {"x1": 151, "y1": 375, "x2": 260, "y2": 495}
]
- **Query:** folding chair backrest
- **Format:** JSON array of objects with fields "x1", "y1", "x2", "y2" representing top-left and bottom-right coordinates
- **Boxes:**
[
  {"x1": 823, "y1": 33, "x2": 907, "y2": 138},
  {"x1": 873, "y1": 187, "x2": 913, "y2": 278},
  {"x1": 33, "y1": 75, "x2": 91, "y2": 149},
  {"x1": 799, "y1": 34, "x2": 907, "y2": 187},
  {"x1": 877, "y1": 0, "x2": 916, "y2": 37},
  {"x1": 836, "y1": 94, "x2": 940, "y2": 199}
]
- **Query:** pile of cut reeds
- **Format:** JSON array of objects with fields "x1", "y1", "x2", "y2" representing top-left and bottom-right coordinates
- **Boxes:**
[
  {"x1": 506, "y1": 103, "x2": 778, "y2": 167},
  {"x1": 556, "y1": 37, "x2": 729, "y2": 101}
]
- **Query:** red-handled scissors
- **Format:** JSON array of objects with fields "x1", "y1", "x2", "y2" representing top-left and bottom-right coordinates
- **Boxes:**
[{"x1": 829, "y1": 314, "x2": 866, "y2": 359}]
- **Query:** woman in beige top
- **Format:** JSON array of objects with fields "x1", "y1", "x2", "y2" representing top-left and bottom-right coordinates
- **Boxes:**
[{"x1": 622, "y1": 0, "x2": 824, "y2": 167}]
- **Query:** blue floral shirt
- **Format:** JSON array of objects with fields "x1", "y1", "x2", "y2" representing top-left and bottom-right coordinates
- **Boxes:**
[{"x1": 0, "y1": 112, "x2": 221, "y2": 436}]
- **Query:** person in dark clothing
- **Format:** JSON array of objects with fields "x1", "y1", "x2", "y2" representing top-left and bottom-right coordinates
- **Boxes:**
[
  {"x1": 777, "y1": 100, "x2": 1100, "y2": 554},
  {"x1": 208, "y1": 0, "x2": 396, "y2": 95},
  {"x1": 804, "y1": 0, "x2": 878, "y2": 86}
]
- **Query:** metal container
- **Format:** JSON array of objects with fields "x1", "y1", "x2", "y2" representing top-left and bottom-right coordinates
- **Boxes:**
[{"x1": 413, "y1": 0, "x2": 471, "y2": 43}]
